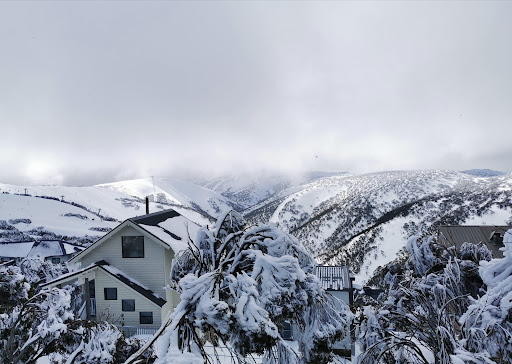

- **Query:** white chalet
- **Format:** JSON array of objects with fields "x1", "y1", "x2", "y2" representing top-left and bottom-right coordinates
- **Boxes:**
[{"x1": 44, "y1": 209, "x2": 200, "y2": 336}]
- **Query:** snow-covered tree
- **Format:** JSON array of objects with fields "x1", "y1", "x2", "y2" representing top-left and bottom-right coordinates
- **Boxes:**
[
  {"x1": 137, "y1": 211, "x2": 351, "y2": 364},
  {"x1": 458, "y1": 229, "x2": 512, "y2": 362},
  {"x1": 357, "y1": 235, "x2": 498, "y2": 364},
  {"x1": 0, "y1": 259, "x2": 148, "y2": 363},
  {"x1": 0, "y1": 286, "x2": 73, "y2": 363},
  {"x1": 0, "y1": 263, "x2": 32, "y2": 309},
  {"x1": 18, "y1": 254, "x2": 66, "y2": 285}
]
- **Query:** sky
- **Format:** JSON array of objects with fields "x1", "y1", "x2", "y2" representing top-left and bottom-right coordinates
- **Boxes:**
[{"x1": 1, "y1": 1, "x2": 511, "y2": 186}]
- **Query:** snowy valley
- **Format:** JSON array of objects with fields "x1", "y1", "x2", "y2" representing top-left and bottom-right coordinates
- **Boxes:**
[{"x1": 1, "y1": 170, "x2": 511, "y2": 285}]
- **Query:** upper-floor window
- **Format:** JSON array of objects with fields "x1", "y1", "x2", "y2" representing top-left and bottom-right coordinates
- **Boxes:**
[
  {"x1": 104, "y1": 287, "x2": 117, "y2": 300},
  {"x1": 122, "y1": 236, "x2": 144, "y2": 258},
  {"x1": 51, "y1": 257, "x2": 61, "y2": 264}
]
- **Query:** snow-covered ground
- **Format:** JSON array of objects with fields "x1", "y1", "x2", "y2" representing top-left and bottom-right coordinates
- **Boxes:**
[
  {"x1": 0, "y1": 193, "x2": 117, "y2": 238},
  {"x1": 36, "y1": 342, "x2": 354, "y2": 364},
  {"x1": 0, "y1": 181, "x2": 213, "y2": 228}
]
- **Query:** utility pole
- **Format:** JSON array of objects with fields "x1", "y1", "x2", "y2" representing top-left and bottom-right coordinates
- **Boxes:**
[{"x1": 151, "y1": 176, "x2": 156, "y2": 194}]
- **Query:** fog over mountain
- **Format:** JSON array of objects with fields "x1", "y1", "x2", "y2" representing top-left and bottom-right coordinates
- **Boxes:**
[{"x1": 1, "y1": 1, "x2": 512, "y2": 186}]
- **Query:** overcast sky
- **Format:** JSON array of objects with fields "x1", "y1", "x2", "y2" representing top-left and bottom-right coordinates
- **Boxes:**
[{"x1": 1, "y1": 1, "x2": 511, "y2": 186}]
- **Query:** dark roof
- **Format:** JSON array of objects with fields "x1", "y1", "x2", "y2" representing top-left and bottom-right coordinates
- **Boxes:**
[
  {"x1": 315, "y1": 265, "x2": 351, "y2": 290},
  {"x1": 438, "y1": 225, "x2": 511, "y2": 259},
  {"x1": 97, "y1": 261, "x2": 166, "y2": 307},
  {"x1": 129, "y1": 209, "x2": 181, "y2": 226},
  {"x1": 43, "y1": 260, "x2": 166, "y2": 307}
]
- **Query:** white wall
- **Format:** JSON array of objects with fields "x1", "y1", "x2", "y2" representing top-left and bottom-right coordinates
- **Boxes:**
[
  {"x1": 93, "y1": 268, "x2": 161, "y2": 329},
  {"x1": 79, "y1": 224, "x2": 168, "y2": 298}
]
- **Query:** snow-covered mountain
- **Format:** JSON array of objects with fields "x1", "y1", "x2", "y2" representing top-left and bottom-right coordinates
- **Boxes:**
[
  {"x1": 0, "y1": 191, "x2": 118, "y2": 245},
  {"x1": 193, "y1": 171, "x2": 347, "y2": 209},
  {"x1": 245, "y1": 170, "x2": 512, "y2": 283},
  {"x1": 0, "y1": 180, "x2": 216, "y2": 245},
  {"x1": 97, "y1": 177, "x2": 242, "y2": 217},
  {"x1": 2, "y1": 170, "x2": 511, "y2": 285}
]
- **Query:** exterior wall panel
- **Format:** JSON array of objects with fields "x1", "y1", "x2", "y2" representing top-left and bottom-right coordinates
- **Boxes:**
[
  {"x1": 93, "y1": 269, "x2": 161, "y2": 328},
  {"x1": 80, "y1": 225, "x2": 168, "y2": 298}
]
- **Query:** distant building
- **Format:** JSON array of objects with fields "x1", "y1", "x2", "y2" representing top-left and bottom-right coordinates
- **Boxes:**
[
  {"x1": 282, "y1": 265, "x2": 354, "y2": 358},
  {"x1": 438, "y1": 225, "x2": 511, "y2": 258},
  {"x1": 0, "y1": 240, "x2": 84, "y2": 264},
  {"x1": 315, "y1": 265, "x2": 354, "y2": 357}
]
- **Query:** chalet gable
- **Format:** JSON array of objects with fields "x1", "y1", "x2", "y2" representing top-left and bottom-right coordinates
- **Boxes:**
[{"x1": 69, "y1": 209, "x2": 199, "y2": 265}]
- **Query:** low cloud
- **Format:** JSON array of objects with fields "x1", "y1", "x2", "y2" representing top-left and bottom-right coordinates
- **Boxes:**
[{"x1": 0, "y1": 1, "x2": 511, "y2": 185}]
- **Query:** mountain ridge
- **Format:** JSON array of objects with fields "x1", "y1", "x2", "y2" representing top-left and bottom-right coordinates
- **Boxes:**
[{"x1": 1, "y1": 170, "x2": 510, "y2": 284}]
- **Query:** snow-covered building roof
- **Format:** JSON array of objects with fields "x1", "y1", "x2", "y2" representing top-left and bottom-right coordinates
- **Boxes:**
[
  {"x1": 0, "y1": 240, "x2": 84, "y2": 259},
  {"x1": 69, "y1": 208, "x2": 200, "y2": 264},
  {"x1": 130, "y1": 209, "x2": 199, "y2": 253},
  {"x1": 315, "y1": 265, "x2": 352, "y2": 290},
  {"x1": 438, "y1": 225, "x2": 511, "y2": 259},
  {"x1": 0, "y1": 241, "x2": 35, "y2": 258}
]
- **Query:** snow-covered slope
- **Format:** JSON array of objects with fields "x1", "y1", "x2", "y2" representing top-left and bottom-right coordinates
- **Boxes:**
[
  {"x1": 195, "y1": 171, "x2": 347, "y2": 209},
  {"x1": 0, "y1": 181, "x2": 214, "y2": 246},
  {"x1": 0, "y1": 182, "x2": 211, "y2": 225},
  {"x1": 97, "y1": 177, "x2": 241, "y2": 217},
  {"x1": 460, "y1": 169, "x2": 506, "y2": 177},
  {"x1": 245, "y1": 170, "x2": 512, "y2": 284},
  {"x1": 2, "y1": 170, "x2": 511, "y2": 285},
  {"x1": 0, "y1": 192, "x2": 117, "y2": 244}
]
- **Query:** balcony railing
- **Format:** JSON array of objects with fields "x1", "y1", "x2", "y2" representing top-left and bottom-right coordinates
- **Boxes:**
[{"x1": 118, "y1": 326, "x2": 158, "y2": 338}]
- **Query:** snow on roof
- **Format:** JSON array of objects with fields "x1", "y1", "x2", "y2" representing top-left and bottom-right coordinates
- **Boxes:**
[
  {"x1": 0, "y1": 240, "x2": 85, "y2": 259},
  {"x1": 131, "y1": 209, "x2": 200, "y2": 253},
  {"x1": 62, "y1": 242, "x2": 85, "y2": 255},
  {"x1": 100, "y1": 264, "x2": 164, "y2": 302},
  {"x1": 29, "y1": 240, "x2": 65, "y2": 257},
  {"x1": 315, "y1": 265, "x2": 351, "y2": 290},
  {"x1": 0, "y1": 241, "x2": 35, "y2": 258}
]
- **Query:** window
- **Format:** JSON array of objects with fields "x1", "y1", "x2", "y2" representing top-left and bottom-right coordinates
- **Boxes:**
[
  {"x1": 122, "y1": 299, "x2": 135, "y2": 311},
  {"x1": 104, "y1": 288, "x2": 117, "y2": 300},
  {"x1": 140, "y1": 311, "x2": 153, "y2": 324},
  {"x1": 281, "y1": 321, "x2": 292, "y2": 340},
  {"x1": 89, "y1": 280, "x2": 95, "y2": 298},
  {"x1": 51, "y1": 257, "x2": 61, "y2": 264},
  {"x1": 122, "y1": 236, "x2": 144, "y2": 258}
]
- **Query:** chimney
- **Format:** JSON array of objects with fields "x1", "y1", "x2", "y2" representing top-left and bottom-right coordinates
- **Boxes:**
[{"x1": 145, "y1": 197, "x2": 149, "y2": 215}]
